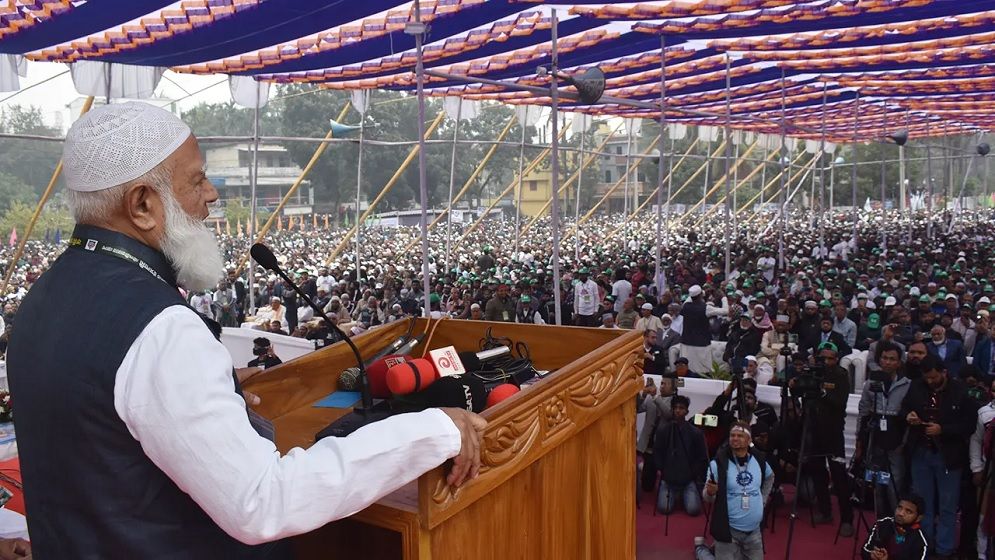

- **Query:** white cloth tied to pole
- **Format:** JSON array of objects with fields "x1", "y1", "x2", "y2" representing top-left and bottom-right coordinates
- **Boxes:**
[
  {"x1": 515, "y1": 105, "x2": 540, "y2": 128},
  {"x1": 0, "y1": 55, "x2": 26, "y2": 93},
  {"x1": 444, "y1": 97, "x2": 480, "y2": 120},
  {"x1": 698, "y1": 125, "x2": 720, "y2": 142},
  {"x1": 350, "y1": 90, "x2": 370, "y2": 115},
  {"x1": 230, "y1": 76, "x2": 271, "y2": 109},
  {"x1": 668, "y1": 123, "x2": 687, "y2": 140},
  {"x1": 625, "y1": 118, "x2": 642, "y2": 136},
  {"x1": 70, "y1": 61, "x2": 164, "y2": 99}
]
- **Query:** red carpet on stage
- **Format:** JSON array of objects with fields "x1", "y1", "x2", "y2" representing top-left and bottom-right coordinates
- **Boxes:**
[{"x1": 637, "y1": 486, "x2": 867, "y2": 560}]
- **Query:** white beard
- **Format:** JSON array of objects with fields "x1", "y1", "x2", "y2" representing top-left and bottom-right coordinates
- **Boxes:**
[{"x1": 158, "y1": 192, "x2": 224, "y2": 292}]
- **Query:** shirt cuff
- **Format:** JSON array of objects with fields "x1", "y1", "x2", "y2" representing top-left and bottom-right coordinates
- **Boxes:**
[{"x1": 421, "y1": 408, "x2": 464, "y2": 459}]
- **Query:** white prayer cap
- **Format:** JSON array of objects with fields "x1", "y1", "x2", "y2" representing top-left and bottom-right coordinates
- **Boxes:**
[{"x1": 63, "y1": 102, "x2": 191, "y2": 192}]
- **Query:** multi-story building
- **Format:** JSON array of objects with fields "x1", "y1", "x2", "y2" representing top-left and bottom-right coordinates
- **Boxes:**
[
  {"x1": 593, "y1": 124, "x2": 648, "y2": 213},
  {"x1": 203, "y1": 143, "x2": 310, "y2": 211}
]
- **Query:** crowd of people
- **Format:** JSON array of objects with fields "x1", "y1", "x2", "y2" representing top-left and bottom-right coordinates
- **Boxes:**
[{"x1": 4, "y1": 200, "x2": 995, "y2": 558}]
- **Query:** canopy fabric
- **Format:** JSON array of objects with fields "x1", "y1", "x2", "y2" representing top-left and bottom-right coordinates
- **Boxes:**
[{"x1": 2, "y1": 0, "x2": 995, "y2": 141}]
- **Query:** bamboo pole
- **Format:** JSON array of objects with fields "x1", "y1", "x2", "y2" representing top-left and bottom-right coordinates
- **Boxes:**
[
  {"x1": 736, "y1": 151, "x2": 809, "y2": 219},
  {"x1": 455, "y1": 123, "x2": 571, "y2": 247},
  {"x1": 324, "y1": 110, "x2": 446, "y2": 265},
  {"x1": 401, "y1": 115, "x2": 515, "y2": 254},
  {"x1": 1, "y1": 96, "x2": 95, "y2": 295},
  {"x1": 520, "y1": 122, "x2": 622, "y2": 235},
  {"x1": 683, "y1": 139, "x2": 760, "y2": 216},
  {"x1": 597, "y1": 140, "x2": 700, "y2": 245},
  {"x1": 234, "y1": 103, "x2": 351, "y2": 275},
  {"x1": 575, "y1": 134, "x2": 663, "y2": 224},
  {"x1": 741, "y1": 153, "x2": 817, "y2": 227},
  {"x1": 693, "y1": 145, "x2": 778, "y2": 227},
  {"x1": 566, "y1": 138, "x2": 726, "y2": 242},
  {"x1": 623, "y1": 139, "x2": 699, "y2": 219}
]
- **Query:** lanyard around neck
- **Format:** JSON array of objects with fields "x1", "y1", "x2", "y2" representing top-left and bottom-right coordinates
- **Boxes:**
[{"x1": 68, "y1": 236, "x2": 170, "y2": 285}]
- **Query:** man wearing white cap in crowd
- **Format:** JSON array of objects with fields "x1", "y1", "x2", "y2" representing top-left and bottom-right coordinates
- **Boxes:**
[
  {"x1": 680, "y1": 285, "x2": 713, "y2": 374},
  {"x1": 7, "y1": 102, "x2": 486, "y2": 558},
  {"x1": 253, "y1": 296, "x2": 286, "y2": 330},
  {"x1": 636, "y1": 302, "x2": 665, "y2": 333}
]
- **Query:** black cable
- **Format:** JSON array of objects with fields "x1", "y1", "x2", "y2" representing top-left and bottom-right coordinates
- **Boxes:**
[{"x1": 472, "y1": 328, "x2": 539, "y2": 386}]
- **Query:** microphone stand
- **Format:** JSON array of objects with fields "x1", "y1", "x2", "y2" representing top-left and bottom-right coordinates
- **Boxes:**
[{"x1": 250, "y1": 244, "x2": 393, "y2": 433}]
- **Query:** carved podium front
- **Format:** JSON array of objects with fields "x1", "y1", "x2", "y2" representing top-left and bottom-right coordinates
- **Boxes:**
[{"x1": 243, "y1": 319, "x2": 643, "y2": 560}]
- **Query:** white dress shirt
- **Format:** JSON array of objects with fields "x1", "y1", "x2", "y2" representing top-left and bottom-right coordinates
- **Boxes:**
[{"x1": 114, "y1": 305, "x2": 461, "y2": 545}]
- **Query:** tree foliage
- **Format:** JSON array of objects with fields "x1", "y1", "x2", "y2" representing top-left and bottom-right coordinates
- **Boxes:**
[
  {"x1": 0, "y1": 172, "x2": 37, "y2": 215},
  {"x1": 0, "y1": 105, "x2": 63, "y2": 199},
  {"x1": 181, "y1": 101, "x2": 283, "y2": 138},
  {"x1": 223, "y1": 197, "x2": 271, "y2": 226},
  {"x1": 0, "y1": 201, "x2": 73, "y2": 240}
]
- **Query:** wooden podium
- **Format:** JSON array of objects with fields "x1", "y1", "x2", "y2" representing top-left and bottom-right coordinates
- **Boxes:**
[{"x1": 243, "y1": 319, "x2": 643, "y2": 559}]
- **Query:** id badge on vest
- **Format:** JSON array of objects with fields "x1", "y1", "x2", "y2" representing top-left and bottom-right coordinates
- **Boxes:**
[
  {"x1": 741, "y1": 494, "x2": 750, "y2": 510},
  {"x1": 880, "y1": 417, "x2": 888, "y2": 432}
]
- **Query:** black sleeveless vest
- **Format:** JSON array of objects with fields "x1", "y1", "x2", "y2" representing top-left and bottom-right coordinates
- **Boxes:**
[{"x1": 7, "y1": 225, "x2": 289, "y2": 559}]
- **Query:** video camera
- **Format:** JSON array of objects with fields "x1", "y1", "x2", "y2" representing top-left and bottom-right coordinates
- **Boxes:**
[
  {"x1": 866, "y1": 369, "x2": 889, "y2": 394},
  {"x1": 790, "y1": 356, "x2": 827, "y2": 400}
]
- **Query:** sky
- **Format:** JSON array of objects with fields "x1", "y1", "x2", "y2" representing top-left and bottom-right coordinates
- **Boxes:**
[{"x1": 2, "y1": 61, "x2": 236, "y2": 132}]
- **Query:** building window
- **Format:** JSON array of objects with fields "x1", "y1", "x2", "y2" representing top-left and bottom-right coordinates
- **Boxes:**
[
  {"x1": 604, "y1": 170, "x2": 612, "y2": 183},
  {"x1": 238, "y1": 150, "x2": 250, "y2": 167},
  {"x1": 615, "y1": 146, "x2": 623, "y2": 155},
  {"x1": 529, "y1": 181, "x2": 538, "y2": 192}
]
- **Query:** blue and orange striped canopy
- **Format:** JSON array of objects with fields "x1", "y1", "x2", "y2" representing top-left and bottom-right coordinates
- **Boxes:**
[{"x1": 3, "y1": 0, "x2": 995, "y2": 141}]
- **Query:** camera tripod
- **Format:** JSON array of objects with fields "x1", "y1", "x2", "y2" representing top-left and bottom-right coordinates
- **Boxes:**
[
  {"x1": 783, "y1": 394, "x2": 839, "y2": 560},
  {"x1": 846, "y1": 388, "x2": 898, "y2": 559},
  {"x1": 725, "y1": 366, "x2": 750, "y2": 422}
]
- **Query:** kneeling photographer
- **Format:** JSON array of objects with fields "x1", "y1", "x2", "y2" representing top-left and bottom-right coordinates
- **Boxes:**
[
  {"x1": 703, "y1": 378, "x2": 777, "y2": 455},
  {"x1": 856, "y1": 341, "x2": 910, "y2": 516},
  {"x1": 248, "y1": 337, "x2": 282, "y2": 369},
  {"x1": 791, "y1": 341, "x2": 853, "y2": 536},
  {"x1": 653, "y1": 395, "x2": 708, "y2": 516}
]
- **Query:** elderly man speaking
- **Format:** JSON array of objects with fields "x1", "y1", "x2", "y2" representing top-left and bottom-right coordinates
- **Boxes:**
[{"x1": 7, "y1": 103, "x2": 486, "y2": 559}]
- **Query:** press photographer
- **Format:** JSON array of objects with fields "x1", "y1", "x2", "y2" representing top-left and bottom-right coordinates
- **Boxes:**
[
  {"x1": 247, "y1": 337, "x2": 282, "y2": 369},
  {"x1": 701, "y1": 377, "x2": 777, "y2": 456},
  {"x1": 702, "y1": 422, "x2": 774, "y2": 560},
  {"x1": 653, "y1": 395, "x2": 708, "y2": 516},
  {"x1": 857, "y1": 341, "x2": 911, "y2": 515},
  {"x1": 791, "y1": 341, "x2": 854, "y2": 536},
  {"x1": 902, "y1": 354, "x2": 977, "y2": 558},
  {"x1": 637, "y1": 376, "x2": 677, "y2": 495}
]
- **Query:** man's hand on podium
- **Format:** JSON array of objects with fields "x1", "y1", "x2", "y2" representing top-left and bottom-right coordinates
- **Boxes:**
[{"x1": 440, "y1": 408, "x2": 488, "y2": 488}]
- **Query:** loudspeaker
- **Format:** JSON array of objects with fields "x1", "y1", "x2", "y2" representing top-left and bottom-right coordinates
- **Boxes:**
[
  {"x1": 887, "y1": 130, "x2": 908, "y2": 146},
  {"x1": 562, "y1": 67, "x2": 606, "y2": 105},
  {"x1": 978, "y1": 143, "x2": 991, "y2": 157}
]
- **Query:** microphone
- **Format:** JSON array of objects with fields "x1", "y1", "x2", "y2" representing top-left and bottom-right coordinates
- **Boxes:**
[
  {"x1": 486, "y1": 383, "x2": 520, "y2": 409},
  {"x1": 386, "y1": 358, "x2": 440, "y2": 395},
  {"x1": 455, "y1": 346, "x2": 511, "y2": 372},
  {"x1": 393, "y1": 375, "x2": 487, "y2": 414},
  {"x1": 343, "y1": 332, "x2": 426, "y2": 397},
  {"x1": 251, "y1": 243, "x2": 386, "y2": 425}
]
